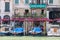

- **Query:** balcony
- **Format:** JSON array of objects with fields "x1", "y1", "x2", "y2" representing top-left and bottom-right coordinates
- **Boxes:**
[
  {"x1": 13, "y1": 13, "x2": 46, "y2": 18},
  {"x1": 30, "y1": 4, "x2": 46, "y2": 8}
]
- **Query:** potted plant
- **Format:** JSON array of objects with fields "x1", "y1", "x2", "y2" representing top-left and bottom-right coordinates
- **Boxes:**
[
  {"x1": 32, "y1": 13, "x2": 38, "y2": 18},
  {"x1": 13, "y1": 13, "x2": 20, "y2": 18},
  {"x1": 24, "y1": 13, "x2": 32, "y2": 18},
  {"x1": 40, "y1": 13, "x2": 46, "y2": 18}
]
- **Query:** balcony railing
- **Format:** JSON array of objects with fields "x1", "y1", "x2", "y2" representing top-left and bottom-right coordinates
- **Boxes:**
[{"x1": 13, "y1": 13, "x2": 46, "y2": 18}]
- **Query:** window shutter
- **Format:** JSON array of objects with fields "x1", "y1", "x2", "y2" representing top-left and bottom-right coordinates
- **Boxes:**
[
  {"x1": 5, "y1": 2, "x2": 10, "y2": 12},
  {"x1": 49, "y1": 0, "x2": 53, "y2": 4},
  {"x1": 15, "y1": 0, "x2": 19, "y2": 4},
  {"x1": 25, "y1": 0, "x2": 29, "y2": 4}
]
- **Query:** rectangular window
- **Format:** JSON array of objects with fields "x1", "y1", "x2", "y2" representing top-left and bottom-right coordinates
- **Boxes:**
[
  {"x1": 31, "y1": 0, "x2": 36, "y2": 4},
  {"x1": 15, "y1": 0, "x2": 19, "y2": 4},
  {"x1": 31, "y1": 0, "x2": 43, "y2": 4},
  {"x1": 41, "y1": 10, "x2": 44, "y2": 15},
  {"x1": 49, "y1": 0, "x2": 53, "y2": 4},
  {"x1": 5, "y1": 2, "x2": 10, "y2": 12},
  {"x1": 40, "y1": 0, "x2": 43, "y2": 4},
  {"x1": 37, "y1": 0, "x2": 40, "y2": 4},
  {"x1": 25, "y1": 0, "x2": 29, "y2": 4}
]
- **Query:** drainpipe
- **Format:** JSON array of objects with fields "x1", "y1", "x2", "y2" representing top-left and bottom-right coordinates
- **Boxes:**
[{"x1": 43, "y1": 0, "x2": 48, "y2": 36}]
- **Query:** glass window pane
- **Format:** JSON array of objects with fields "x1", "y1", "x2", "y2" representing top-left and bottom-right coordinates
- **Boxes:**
[
  {"x1": 5, "y1": 2, "x2": 10, "y2": 12},
  {"x1": 49, "y1": 0, "x2": 53, "y2": 4},
  {"x1": 15, "y1": 0, "x2": 19, "y2": 4},
  {"x1": 25, "y1": 0, "x2": 29, "y2": 4}
]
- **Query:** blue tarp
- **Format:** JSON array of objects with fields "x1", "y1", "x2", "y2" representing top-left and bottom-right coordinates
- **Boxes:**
[
  {"x1": 32, "y1": 27, "x2": 42, "y2": 33},
  {"x1": 11, "y1": 27, "x2": 24, "y2": 33}
]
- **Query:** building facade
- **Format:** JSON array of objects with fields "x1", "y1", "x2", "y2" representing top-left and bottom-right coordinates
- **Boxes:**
[
  {"x1": 0, "y1": 0, "x2": 14, "y2": 19},
  {"x1": 46, "y1": 0, "x2": 60, "y2": 28},
  {"x1": 0, "y1": 0, "x2": 47, "y2": 18},
  {"x1": 46, "y1": 0, "x2": 60, "y2": 36},
  {"x1": 30, "y1": 0, "x2": 46, "y2": 17},
  {"x1": 13, "y1": 0, "x2": 31, "y2": 17},
  {"x1": 0, "y1": 0, "x2": 47, "y2": 35}
]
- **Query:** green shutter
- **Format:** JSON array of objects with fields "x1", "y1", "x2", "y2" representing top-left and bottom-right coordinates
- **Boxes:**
[
  {"x1": 15, "y1": 0, "x2": 19, "y2": 4},
  {"x1": 5, "y1": 2, "x2": 10, "y2": 12},
  {"x1": 49, "y1": 0, "x2": 53, "y2": 3},
  {"x1": 25, "y1": 0, "x2": 29, "y2": 4}
]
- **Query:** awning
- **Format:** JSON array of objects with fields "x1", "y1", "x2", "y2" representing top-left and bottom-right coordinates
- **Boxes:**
[
  {"x1": 0, "y1": 18, "x2": 54, "y2": 22},
  {"x1": 12, "y1": 18, "x2": 25, "y2": 21},
  {"x1": 2, "y1": 18, "x2": 10, "y2": 21}
]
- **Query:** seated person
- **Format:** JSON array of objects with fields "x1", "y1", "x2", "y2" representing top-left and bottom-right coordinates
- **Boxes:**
[
  {"x1": 10, "y1": 21, "x2": 24, "y2": 34},
  {"x1": 0, "y1": 27, "x2": 9, "y2": 35},
  {"x1": 40, "y1": 25, "x2": 44, "y2": 32},
  {"x1": 29, "y1": 26, "x2": 42, "y2": 34}
]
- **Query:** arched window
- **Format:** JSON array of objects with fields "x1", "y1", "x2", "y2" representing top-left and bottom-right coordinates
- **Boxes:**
[
  {"x1": 3, "y1": 15, "x2": 10, "y2": 24},
  {"x1": 0, "y1": 16, "x2": 1, "y2": 24},
  {"x1": 4, "y1": 15, "x2": 10, "y2": 19}
]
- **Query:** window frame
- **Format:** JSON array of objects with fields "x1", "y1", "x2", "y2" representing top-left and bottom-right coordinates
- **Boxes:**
[
  {"x1": 49, "y1": 0, "x2": 53, "y2": 4},
  {"x1": 5, "y1": 2, "x2": 10, "y2": 12},
  {"x1": 25, "y1": 0, "x2": 29, "y2": 4},
  {"x1": 14, "y1": 0, "x2": 19, "y2": 5}
]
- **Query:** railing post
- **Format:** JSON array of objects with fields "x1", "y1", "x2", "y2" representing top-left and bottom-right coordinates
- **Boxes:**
[{"x1": 43, "y1": 21, "x2": 46, "y2": 36}]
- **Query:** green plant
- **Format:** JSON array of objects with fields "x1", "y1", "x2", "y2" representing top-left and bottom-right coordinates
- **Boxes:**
[
  {"x1": 14, "y1": 13, "x2": 20, "y2": 18},
  {"x1": 24, "y1": 13, "x2": 32, "y2": 17},
  {"x1": 32, "y1": 13, "x2": 38, "y2": 18},
  {"x1": 40, "y1": 13, "x2": 46, "y2": 18}
]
